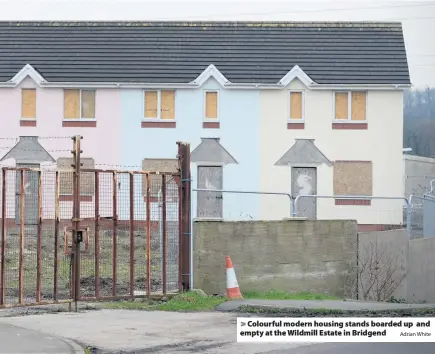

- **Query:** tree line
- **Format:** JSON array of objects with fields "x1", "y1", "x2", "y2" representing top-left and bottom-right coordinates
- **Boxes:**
[{"x1": 404, "y1": 88, "x2": 435, "y2": 157}]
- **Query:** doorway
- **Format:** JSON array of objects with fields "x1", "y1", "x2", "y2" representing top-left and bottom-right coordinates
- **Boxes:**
[
  {"x1": 197, "y1": 166, "x2": 223, "y2": 218},
  {"x1": 291, "y1": 167, "x2": 317, "y2": 220}
]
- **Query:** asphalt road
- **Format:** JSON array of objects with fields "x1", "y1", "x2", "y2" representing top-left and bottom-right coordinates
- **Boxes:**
[
  {"x1": 0, "y1": 323, "x2": 78, "y2": 354},
  {"x1": 271, "y1": 343, "x2": 435, "y2": 354}
]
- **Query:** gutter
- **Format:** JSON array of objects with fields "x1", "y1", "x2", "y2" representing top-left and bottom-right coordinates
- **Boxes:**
[{"x1": 0, "y1": 81, "x2": 412, "y2": 90}]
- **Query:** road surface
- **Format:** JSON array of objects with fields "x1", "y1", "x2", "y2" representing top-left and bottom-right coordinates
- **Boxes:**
[
  {"x1": 0, "y1": 323, "x2": 82, "y2": 354},
  {"x1": 278, "y1": 343, "x2": 435, "y2": 354}
]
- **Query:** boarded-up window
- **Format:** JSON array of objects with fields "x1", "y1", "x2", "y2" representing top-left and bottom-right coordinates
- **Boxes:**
[
  {"x1": 289, "y1": 91, "x2": 303, "y2": 120},
  {"x1": 333, "y1": 161, "x2": 372, "y2": 196},
  {"x1": 81, "y1": 90, "x2": 96, "y2": 119},
  {"x1": 64, "y1": 89, "x2": 96, "y2": 119},
  {"x1": 205, "y1": 91, "x2": 218, "y2": 119},
  {"x1": 144, "y1": 90, "x2": 176, "y2": 119},
  {"x1": 334, "y1": 92, "x2": 349, "y2": 120},
  {"x1": 335, "y1": 91, "x2": 367, "y2": 121},
  {"x1": 144, "y1": 91, "x2": 158, "y2": 118},
  {"x1": 21, "y1": 89, "x2": 36, "y2": 119},
  {"x1": 142, "y1": 158, "x2": 179, "y2": 197},
  {"x1": 351, "y1": 92, "x2": 366, "y2": 121},
  {"x1": 161, "y1": 90, "x2": 175, "y2": 119},
  {"x1": 57, "y1": 157, "x2": 95, "y2": 196}
]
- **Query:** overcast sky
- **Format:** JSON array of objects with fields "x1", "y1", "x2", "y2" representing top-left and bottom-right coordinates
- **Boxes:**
[{"x1": 0, "y1": 0, "x2": 434, "y2": 88}]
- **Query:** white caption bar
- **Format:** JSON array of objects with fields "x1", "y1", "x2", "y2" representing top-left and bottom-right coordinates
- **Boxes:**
[{"x1": 237, "y1": 317, "x2": 435, "y2": 343}]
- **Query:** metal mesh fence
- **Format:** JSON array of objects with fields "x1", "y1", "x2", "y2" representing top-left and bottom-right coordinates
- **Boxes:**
[
  {"x1": 76, "y1": 171, "x2": 180, "y2": 299},
  {"x1": 0, "y1": 169, "x2": 72, "y2": 306},
  {"x1": 407, "y1": 194, "x2": 435, "y2": 239},
  {"x1": 1, "y1": 167, "x2": 181, "y2": 307},
  {"x1": 192, "y1": 189, "x2": 293, "y2": 220}
]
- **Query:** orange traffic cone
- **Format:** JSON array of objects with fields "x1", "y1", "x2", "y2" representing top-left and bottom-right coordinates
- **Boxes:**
[{"x1": 226, "y1": 256, "x2": 243, "y2": 299}]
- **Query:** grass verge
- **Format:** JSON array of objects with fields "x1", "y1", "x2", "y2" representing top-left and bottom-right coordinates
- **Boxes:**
[
  {"x1": 103, "y1": 290, "x2": 338, "y2": 312},
  {"x1": 104, "y1": 291, "x2": 226, "y2": 312}
]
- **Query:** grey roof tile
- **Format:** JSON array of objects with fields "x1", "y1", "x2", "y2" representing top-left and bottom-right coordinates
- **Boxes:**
[{"x1": 0, "y1": 21, "x2": 410, "y2": 84}]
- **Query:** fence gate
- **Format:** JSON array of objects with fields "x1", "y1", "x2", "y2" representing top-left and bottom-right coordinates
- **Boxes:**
[
  {"x1": 1, "y1": 138, "x2": 191, "y2": 309},
  {"x1": 73, "y1": 169, "x2": 182, "y2": 302}
]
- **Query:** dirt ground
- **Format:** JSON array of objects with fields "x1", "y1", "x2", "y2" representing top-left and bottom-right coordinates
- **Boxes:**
[{"x1": 1, "y1": 224, "x2": 179, "y2": 304}]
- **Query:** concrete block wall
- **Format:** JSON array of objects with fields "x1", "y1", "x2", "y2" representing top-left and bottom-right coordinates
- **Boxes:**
[
  {"x1": 408, "y1": 238, "x2": 435, "y2": 303},
  {"x1": 193, "y1": 219, "x2": 358, "y2": 297},
  {"x1": 357, "y1": 230, "x2": 409, "y2": 301}
]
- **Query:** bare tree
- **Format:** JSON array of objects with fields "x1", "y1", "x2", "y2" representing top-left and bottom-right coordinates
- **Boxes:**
[{"x1": 345, "y1": 240, "x2": 406, "y2": 302}]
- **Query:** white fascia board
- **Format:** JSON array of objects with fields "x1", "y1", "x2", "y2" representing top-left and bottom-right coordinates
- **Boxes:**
[
  {"x1": 0, "y1": 81, "x2": 410, "y2": 90},
  {"x1": 0, "y1": 63, "x2": 411, "y2": 90},
  {"x1": 189, "y1": 64, "x2": 230, "y2": 87},
  {"x1": 278, "y1": 65, "x2": 315, "y2": 87},
  {"x1": 8, "y1": 64, "x2": 46, "y2": 86}
]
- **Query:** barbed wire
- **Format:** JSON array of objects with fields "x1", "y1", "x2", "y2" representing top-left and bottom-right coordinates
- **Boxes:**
[
  {"x1": 95, "y1": 163, "x2": 143, "y2": 169},
  {"x1": 38, "y1": 136, "x2": 74, "y2": 140},
  {"x1": 0, "y1": 136, "x2": 73, "y2": 140},
  {"x1": 0, "y1": 147, "x2": 71, "y2": 153}
]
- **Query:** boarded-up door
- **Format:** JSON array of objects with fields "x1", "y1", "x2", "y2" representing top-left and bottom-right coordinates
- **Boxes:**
[
  {"x1": 15, "y1": 164, "x2": 39, "y2": 225},
  {"x1": 291, "y1": 167, "x2": 317, "y2": 220},
  {"x1": 197, "y1": 166, "x2": 223, "y2": 218}
]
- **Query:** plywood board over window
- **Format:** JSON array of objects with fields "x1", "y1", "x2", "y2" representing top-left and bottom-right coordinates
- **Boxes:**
[
  {"x1": 57, "y1": 157, "x2": 95, "y2": 196},
  {"x1": 142, "y1": 158, "x2": 179, "y2": 197},
  {"x1": 21, "y1": 89, "x2": 36, "y2": 119},
  {"x1": 64, "y1": 89, "x2": 80, "y2": 119},
  {"x1": 161, "y1": 90, "x2": 175, "y2": 119},
  {"x1": 334, "y1": 92, "x2": 349, "y2": 120},
  {"x1": 144, "y1": 91, "x2": 158, "y2": 118},
  {"x1": 81, "y1": 90, "x2": 96, "y2": 119},
  {"x1": 333, "y1": 161, "x2": 372, "y2": 205},
  {"x1": 351, "y1": 92, "x2": 366, "y2": 121},
  {"x1": 289, "y1": 91, "x2": 303, "y2": 120},
  {"x1": 205, "y1": 91, "x2": 218, "y2": 119}
]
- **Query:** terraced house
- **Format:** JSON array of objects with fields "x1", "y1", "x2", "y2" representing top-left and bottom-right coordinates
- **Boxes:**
[{"x1": 0, "y1": 21, "x2": 410, "y2": 229}]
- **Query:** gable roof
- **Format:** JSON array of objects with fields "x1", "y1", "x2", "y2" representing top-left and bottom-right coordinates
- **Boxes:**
[
  {"x1": 0, "y1": 136, "x2": 55, "y2": 164},
  {"x1": 275, "y1": 139, "x2": 332, "y2": 167},
  {"x1": 191, "y1": 138, "x2": 238, "y2": 165},
  {"x1": 0, "y1": 21, "x2": 410, "y2": 86}
]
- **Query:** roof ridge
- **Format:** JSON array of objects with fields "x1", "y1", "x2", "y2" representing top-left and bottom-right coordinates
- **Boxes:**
[{"x1": 0, "y1": 21, "x2": 403, "y2": 28}]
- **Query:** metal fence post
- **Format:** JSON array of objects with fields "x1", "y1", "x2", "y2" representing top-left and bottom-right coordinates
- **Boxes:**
[
  {"x1": 71, "y1": 135, "x2": 82, "y2": 311},
  {"x1": 177, "y1": 142, "x2": 191, "y2": 291},
  {"x1": 0, "y1": 168, "x2": 6, "y2": 306},
  {"x1": 406, "y1": 202, "x2": 412, "y2": 237}
]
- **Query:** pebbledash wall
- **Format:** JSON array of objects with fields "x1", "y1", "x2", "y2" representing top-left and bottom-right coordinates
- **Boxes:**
[
  {"x1": 120, "y1": 77, "x2": 261, "y2": 220},
  {"x1": 0, "y1": 76, "x2": 261, "y2": 221},
  {"x1": 0, "y1": 75, "x2": 405, "y2": 225},
  {"x1": 259, "y1": 78, "x2": 405, "y2": 226},
  {"x1": 0, "y1": 77, "x2": 122, "y2": 164},
  {"x1": 0, "y1": 77, "x2": 123, "y2": 221}
]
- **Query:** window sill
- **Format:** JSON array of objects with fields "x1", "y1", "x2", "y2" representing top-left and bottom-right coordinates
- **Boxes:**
[
  {"x1": 203, "y1": 121, "x2": 220, "y2": 129},
  {"x1": 335, "y1": 199, "x2": 371, "y2": 206},
  {"x1": 287, "y1": 121, "x2": 304, "y2": 129},
  {"x1": 59, "y1": 195, "x2": 93, "y2": 202},
  {"x1": 141, "y1": 120, "x2": 176, "y2": 128},
  {"x1": 20, "y1": 119, "x2": 36, "y2": 127},
  {"x1": 332, "y1": 122, "x2": 367, "y2": 130},
  {"x1": 62, "y1": 119, "x2": 97, "y2": 127}
]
